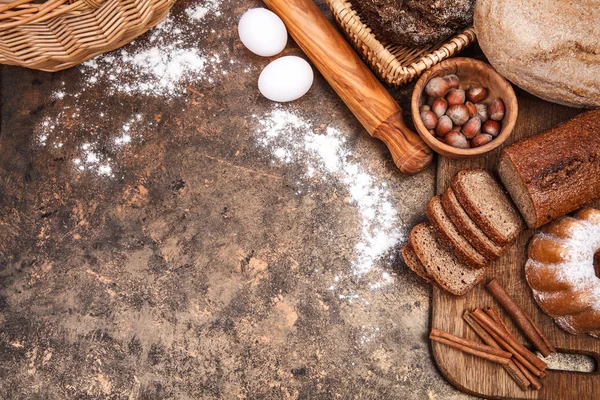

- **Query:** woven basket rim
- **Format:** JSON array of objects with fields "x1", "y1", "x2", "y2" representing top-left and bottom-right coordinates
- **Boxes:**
[{"x1": 326, "y1": 0, "x2": 477, "y2": 86}]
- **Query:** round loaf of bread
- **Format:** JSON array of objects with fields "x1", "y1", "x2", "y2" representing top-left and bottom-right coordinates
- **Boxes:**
[
  {"x1": 525, "y1": 208, "x2": 600, "y2": 337},
  {"x1": 474, "y1": 0, "x2": 600, "y2": 108}
]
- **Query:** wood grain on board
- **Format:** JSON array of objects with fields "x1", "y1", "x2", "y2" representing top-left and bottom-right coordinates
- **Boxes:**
[{"x1": 431, "y1": 89, "x2": 600, "y2": 400}]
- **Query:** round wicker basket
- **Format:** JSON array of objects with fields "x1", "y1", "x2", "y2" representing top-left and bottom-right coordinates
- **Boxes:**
[
  {"x1": 326, "y1": 0, "x2": 477, "y2": 86},
  {"x1": 0, "y1": 0, "x2": 176, "y2": 72}
]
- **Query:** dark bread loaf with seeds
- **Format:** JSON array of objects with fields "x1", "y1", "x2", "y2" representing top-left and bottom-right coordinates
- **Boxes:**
[
  {"x1": 498, "y1": 109, "x2": 600, "y2": 229},
  {"x1": 349, "y1": 0, "x2": 474, "y2": 47}
]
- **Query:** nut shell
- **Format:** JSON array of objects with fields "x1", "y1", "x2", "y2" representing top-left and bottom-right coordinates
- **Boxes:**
[
  {"x1": 435, "y1": 115, "x2": 453, "y2": 137},
  {"x1": 461, "y1": 117, "x2": 482, "y2": 139},
  {"x1": 431, "y1": 98, "x2": 448, "y2": 118},
  {"x1": 446, "y1": 104, "x2": 470, "y2": 126},
  {"x1": 471, "y1": 133, "x2": 493, "y2": 147},
  {"x1": 482, "y1": 119, "x2": 501, "y2": 137},
  {"x1": 465, "y1": 101, "x2": 478, "y2": 118},
  {"x1": 466, "y1": 87, "x2": 488, "y2": 103},
  {"x1": 446, "y1": 89, "x2": 466, "y2": 106},
  {"x1": 420, "y1": 110, "x2": 439, "y2": 130},
  {"x1": 425, "y1": 77, "x2": 451, "y2": 98},
  {"x1": 444, "y1": 74, "x2": 460, "y2": 89},
  {"x1": 475, "y1": 103, "x2": 489, "y2": 122},
  {"x1": 444, "y1": 131, "x2": 470, "y2": 149},
  {"x1": 488, "y1": 98, "x2": 506, "y2": 121}
]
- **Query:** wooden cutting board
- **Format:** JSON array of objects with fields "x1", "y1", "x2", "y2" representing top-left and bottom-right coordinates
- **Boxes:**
[{"x1": 431, "y1": 90, "x2": 600, "y2": 399}]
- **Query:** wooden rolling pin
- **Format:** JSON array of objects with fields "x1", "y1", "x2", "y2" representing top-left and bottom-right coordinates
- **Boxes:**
[{"x1": 262, "y1": 0, "x2": 432, "y2": 174}]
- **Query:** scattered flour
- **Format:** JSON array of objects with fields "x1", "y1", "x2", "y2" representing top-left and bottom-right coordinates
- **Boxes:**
[
  {"x1": 186, "y1": 0, "x2": 222, "y2": 20},
  {"x1": 79, "y1": 1, "x2": 226, "y2": 97},
  {"x1": 34, "y1": 1, "x2": 228, "y2": 178},
  {"x1": 255, "y1": 107, "x2": 404, "y2": 278}
]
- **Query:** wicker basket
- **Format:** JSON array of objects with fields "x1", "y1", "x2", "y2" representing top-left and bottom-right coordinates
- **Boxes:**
[
  {"x1": 0, "y1": 0, "x2": 176, "y2": 72},
  {"x1": 326, "y1": 0, "x2": 477, "y2": 86}
]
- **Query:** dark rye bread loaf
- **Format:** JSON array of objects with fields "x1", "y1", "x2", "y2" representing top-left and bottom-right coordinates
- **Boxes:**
[
  {"x1": 452, "y1": 169, "x2": 525, "y2": 246},
  {"x1": 441, "y1": 188, "x2": 507, "y2": 260},
  {"x1": 426, "y1": 195, "x2": 488, "y2": 268},
  {"x1": 410, "y1": 223, "x2": 486, "y2": 296},
  {"x1": 498, "y1": 109, "x2": 600, "y2": 229},
  {"x1": 401, "y1": 243, "x2": 435, "y2": 284},
  {"x1": 349, "y1": 0, "x2": 474, "y2": 47}
]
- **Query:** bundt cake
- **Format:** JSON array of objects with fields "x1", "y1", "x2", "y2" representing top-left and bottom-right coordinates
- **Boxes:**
[{"x1": 526, "y1": 208, "x2": 600, "y2": 337}]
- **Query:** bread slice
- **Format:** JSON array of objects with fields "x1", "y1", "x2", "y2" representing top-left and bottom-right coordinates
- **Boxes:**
[
  {"x1": 451, "y1": 169, "x2": 525, "y2": 246},
  {"x1": 410, "y1": 223, "x2": 486, "y2": 296},
  {"x1": 401, "y1": 243, "x2": 434, "y2": 284},
  {"x1": 426, "y1": 196, "x2": 488, "y2": 269},
  {"x1": 441, "y1": 188, "x2": 507, "y2": 260}
]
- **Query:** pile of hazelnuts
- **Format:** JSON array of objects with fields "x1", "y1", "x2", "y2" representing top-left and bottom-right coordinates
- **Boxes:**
[{"x1": 420, "y1": 74, "x2": 505, "y2": 149}]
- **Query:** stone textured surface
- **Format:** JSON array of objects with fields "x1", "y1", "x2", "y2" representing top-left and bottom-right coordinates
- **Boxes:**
[{"x1": 0, "y1": 1, "x2": 455, "y2": 398}]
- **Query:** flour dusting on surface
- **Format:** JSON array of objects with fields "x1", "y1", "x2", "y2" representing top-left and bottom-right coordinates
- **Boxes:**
[
  {"x1": 33, "y1": 0, "x2": 228, "y2": 178},
  {"x1": 255, "y1": 107, "x2": 404, "y2": 279}
]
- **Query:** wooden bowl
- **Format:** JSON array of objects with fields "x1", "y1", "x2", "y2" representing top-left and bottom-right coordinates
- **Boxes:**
[{"x1": 411, "y1": 57, "x2": 518, "y2": 158}]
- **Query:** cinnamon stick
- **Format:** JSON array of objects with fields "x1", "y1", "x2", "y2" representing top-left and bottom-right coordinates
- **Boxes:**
[
  {"x1": 487, "y1": 279, "x2": 553, "y2": 357},
  {"x1": 524, "y1": 311, "x2": 557, "y2": 353},
  {"x1": 514, "y1": 358, "x2": 542, "y2": 390},
  {"x1": 429, "y1": 336, "x2": 511, "y2": 365},
  {"x1": 430, "y1": 329, "x2": 513, "y2": 359},
  {"x1": 463, "y1": 311, "x2": 530, "y2": 391},
  {"x1": 472, "y1": 308, "x2": 547, "y2": 372},
  {"x1": 470, "y1": 311, "x2": 544, "y2": 378}
]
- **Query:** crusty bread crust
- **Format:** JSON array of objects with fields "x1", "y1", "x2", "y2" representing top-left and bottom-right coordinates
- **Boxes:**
[
  {"x1": 441, "y1": 188, "x2": 507, "y2": 260},
  {"x1": 426, "y1": 196, "x2": 488, "y2": 268},
  {"x1": 410, "y1": 223, "x2": 486, "y2": 296},
  {"x1": 452, "y1": 169, "x2": 524, "y2": 246},
  {"x1": 474, "y1": 0, "x2": 600, "y2": 108},
  {"x1": 401, "y1": 243, "x2": 435, "y2": 285},
  {"x1": 498, "y1": 109, "x2": 600, "y2": 229}
]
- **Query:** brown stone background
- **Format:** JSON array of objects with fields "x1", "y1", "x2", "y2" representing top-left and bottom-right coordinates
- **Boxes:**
[{"x1": 0, "y1": 0, "x2": 481, "y2": 399}]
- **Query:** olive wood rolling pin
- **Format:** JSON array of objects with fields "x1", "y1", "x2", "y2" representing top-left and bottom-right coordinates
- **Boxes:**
[{"x1": 262, "y1": 0, "x2": 432, "y2": 174}]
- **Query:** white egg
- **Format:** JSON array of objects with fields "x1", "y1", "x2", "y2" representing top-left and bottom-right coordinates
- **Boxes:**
[
  {"x1": 238, "y1": 8, "x2": 288, "y2": 57},
  {"x1": 258, "y1": 56, "x2": 314, "y2": 103}
]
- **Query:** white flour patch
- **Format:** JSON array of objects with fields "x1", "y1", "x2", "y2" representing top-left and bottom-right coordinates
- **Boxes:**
[
  {"x1": 254, "y1": 107, "x2": 404, "y2": 278},
  {"x1": 79, "y1": 0, "x2": 228, "y2": 97},
  {"x1": 33, "y1": 1, "x2": 229, "y2": 178},
  {"x1": 186, "y1": 0, "x2": 222, "y2": 20}
]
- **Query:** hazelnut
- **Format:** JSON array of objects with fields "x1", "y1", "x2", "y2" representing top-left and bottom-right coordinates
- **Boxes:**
[
  {"x1": 488, "y1": 98, "x2": 505, "y2": 121},
  {"x1": 444, "y1": 131, "x2": 470, "y2": 149},
  {"x1": 465, "y1": 101, "x2": 478, "y2": 118},
  {"x1": 466, "y1": 86, "x2": 488, "y2": 103},
  {"x1": 446, "y1": 89, "x2": 466, "y2": 106},
  {"x1": 461, "y1": 117, "x2": 482, "y2": 139},
  {"x1": 431, "y1": 98, "x2": 448, "y2": 118},
  {"x1": 435, "y1": 115, "x2": 453, "y2": 137},
  {"x1": 444, "y1": 74, "x2": 460, "y2": 89},
  {"x1": 482, "y1": 120, "x2": 501, "y2": 137},
  {"x1": 471, "y1": 133, "x2": 494, "y2": 148},
  {"x1": 450, "y1": 125, "x2": 461, "y2": 132},
  {"x1": 446, "y1": 104, "x2": 470, "y2": 126},
  {"x1": 425, "y1": 77, "x2": 451, "y2": 98},
  {"x1": 475, "y1": 103, "x2": 489, "y2": 122},
  {"x1": 420, "y1": 104, "x2": 431, "y2": 112},
  {"x1": 420, "y1": 110, "x2": 439, "y2": 130}
]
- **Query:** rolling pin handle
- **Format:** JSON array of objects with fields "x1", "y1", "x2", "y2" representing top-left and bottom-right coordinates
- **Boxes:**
[{"x1": 373, "y1": 112, "x2": 434, "y2": 174}]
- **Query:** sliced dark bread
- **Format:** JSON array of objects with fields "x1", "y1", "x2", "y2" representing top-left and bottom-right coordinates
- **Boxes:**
[
  {"x1": 401, "y1": 243, "x2": 434, "y2": 285},
  {"x1": 451, "y1": 169, "x2": 525, "y2": 246},
  {"x1": 441, "y1": 188, "x2": 508, "y2": 260},
  {"x1": 426, "y1": 196, "x2": 488, "y2": 269},
  {"x1": 410, "y1": 223, "x2": 487, "y2": 296}
]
